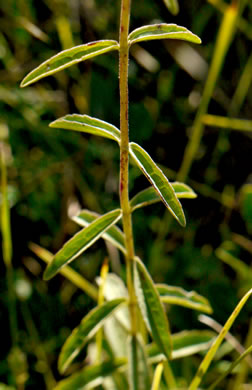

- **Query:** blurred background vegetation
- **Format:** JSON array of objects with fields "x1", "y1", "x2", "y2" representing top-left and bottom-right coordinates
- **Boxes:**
[{"x1": 0, "y1": 0, "x2": 251, "y2": 388}]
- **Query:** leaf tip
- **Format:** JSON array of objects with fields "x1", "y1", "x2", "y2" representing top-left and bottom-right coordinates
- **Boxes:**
[
  {"x1": 43, "y1": 264, "x2": 54, "y2": 281},
  {"x1": 20, "y1": 78, "x2": 28, "y2": 88},
  {"x1": 49, "y1": 119, "x2": 59, "y2": 128},
  {"x1": 58, "y1": 355, "x2": 67, "y2": 375}
]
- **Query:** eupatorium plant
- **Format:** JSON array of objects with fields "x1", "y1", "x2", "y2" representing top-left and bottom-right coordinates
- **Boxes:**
[{"x1": 21, "y1": 0, "x2": 252, "y2": 389}]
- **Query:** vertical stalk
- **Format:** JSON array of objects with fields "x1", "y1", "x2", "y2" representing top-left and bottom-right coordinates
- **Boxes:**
[
  {"x1": 177, "y1": 0, "x2": 240, "y2": 182},
  {"x1": 119, "y1": 0, "x2": 137, "y2": 335},
  {"x1": 1, "y1": 146, "x2": 18, "y2": 347}
]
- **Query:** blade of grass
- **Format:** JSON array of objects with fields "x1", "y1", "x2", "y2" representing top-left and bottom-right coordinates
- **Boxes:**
[
  {"x1": 215, "y1": 247, "x2": 252, "y2": 282},
  {"x1": 202, "y1": 115, "x2": 252, "y2": 132},
  {"x1": 178, "y1": 0, "x2": 241, "y2": 182},
  {"x1": 188, "y1": 288, "x2": 252, "y2": 390},
  {"x1": 199, "y1": 314, "x2": 252, "y2": 368},
  {"x1": 229, "y1": 51, "x2": 252, "y2": 116},
  {"x1": 162, "y1": 0, "x2": 179, "y2": 15},
  {"x1": 207, "y1": 344, "x2": 252, "y2": 390},
  {"x1": 1, "y1": 146, "x2": 17, "y2": 347},
  {"x1": 232, "y1": 319, "x2": 252, "y2": 389},
  {"x1": 151, "y1": 362, "x2": 164, "y2": 390}
]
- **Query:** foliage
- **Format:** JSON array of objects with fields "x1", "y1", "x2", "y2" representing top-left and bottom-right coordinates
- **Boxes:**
[{"x1": 0, "y1": 0, "x2": 252, "y2": 389}]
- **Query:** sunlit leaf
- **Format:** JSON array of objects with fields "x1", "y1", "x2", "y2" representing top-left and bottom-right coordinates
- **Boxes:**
[
  {"x1": 129, "y1": 142, "x2": 186, "y2": 226},
  {"x1": 157, "y1": 284, "x2": 213, "y2": 314},
  {"x1": 162, "y1": 0, "x2": 179, "y2": 15},
  {"x1": 128, "y1": 335, "x2": 150, "y2": 390},
  {"x1": 133, "y1": 256, "x2": 172, "y2": 359},
  {"x1": 73, "y1": 210, "x2": 126, "y2": 254},
  {"x1": 55, "y1": 359, "x2": 125, "y2": 390},
  {"x1": 44, "y1": 209, "x2": 122, "y2": 280},
  {"x1": 189, "y1": 288, "x2": 252, "y2": 390},
  {"x1": 58, "y1": 298, "x2": 126, "y2": 373},
  {"x1": 128, "y1": 24, "x2": 201, "y2": 46},
  {"x1": 151, "y1": 361, "x2": 164, "y2": 390},
  {"x1": 21, "y1": 40, "x2": 119, "y2": 87},
  {"x1": 130, "y1": 183, "x2": 196, "y2": 212},
  {"x1": 50, "y1": 114, "x2": 121, "y2": 143},
  {"x1": 148, "y1": 330, "x2": 216, "y2": 361}
]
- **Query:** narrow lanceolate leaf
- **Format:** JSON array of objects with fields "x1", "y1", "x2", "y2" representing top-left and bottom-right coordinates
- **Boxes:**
[
  {"x1": 129, "y1": 142, "x2": 186, "y2": 226},
  {"x1": 128, "y1": 335, "x2": 150, "y2": 390},
  {"x1": 58, "y1": 298, "x2": 125, "y2": 373},
  {"x1": 128, "y1": 24, "x2": 201, "y2": 46},
  {"x1": 162, "y1": 0, "x2": 179, "y2": 15},
  {"x1": 21, "y1": 40, "x2": 119, "y2": 87},
  {"x1": 73, "y1": 210, "x2": 126, "y2": 254},
  {"x1": 55, "y1": 359, "x2": 125, "y2": 390},
  {"x1": 208, "y1": 344, "x2": 252, "y2": 390},
  {"x1": 50, "y1": 114, "x2": 121, "y2": 143},
  {"x1": 130, "y1": 183, "x2": 196, "y2": 212},
  {"x1": 157, "y1": 284, "x2": 212, "y2": 314},
  {"x1": 189, "y1": 288, "x2": 252, "y2": 390},
  {"x1": 44, "y1": 209, "x2": 122, "y2": 280},
  {"x1": 133, "y1": 256, "x2": 172, "y2": 359},
  {"x1": 148, "y1": 330, "x2": 216, "y2": 362}
]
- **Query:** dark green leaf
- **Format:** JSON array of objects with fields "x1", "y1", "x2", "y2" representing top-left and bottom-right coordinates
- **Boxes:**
[
  {"x1": 50, "y1": 114, "x2": 120, "y2": 143},
  {"x1": 21, "y1": 40, "x2": 119, "y2": 87},
  {"x1": 129, "y1": 143, "x2": 186, "y2": 226},
  {"x1": 73, "y1": 210, "x2": 125, "y2": 254},
  {"x1": 55, "y1": 359, "x2": 125, "y2": 390},
  {"x1": 130, "y1": 182, "x2": 196, "y2": 212},
  {"x1": 128, "y1": 335, "x2": 150, "y2": 390},
  {"x1": 133, "y1": 256, "x2": 172, "y2": 359},
  {"x1": 157, "y1": 284, "x2": 212, "y2": 314},
  {"x1": 162, "y1": 0, "x2": 179, "y2": 15},
  {"x1": 58, "y1": 298, "x2": 126, "y2": 373},
  {"x1": 128, "y1": 24, "x2": 201, "y2": 46},
  {"x1": 44, "y1": 209, "x2": 122, "y2": 280}
]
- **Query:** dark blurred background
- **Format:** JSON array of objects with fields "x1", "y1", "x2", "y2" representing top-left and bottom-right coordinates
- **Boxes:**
[{"x1": 0, "y1": 0, "x2": 251, "y2": 388}]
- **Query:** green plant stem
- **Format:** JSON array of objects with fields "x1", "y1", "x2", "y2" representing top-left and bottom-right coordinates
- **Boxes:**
[{"x1": 119, "y1": 0, "x2": 137, "y2": 336}]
